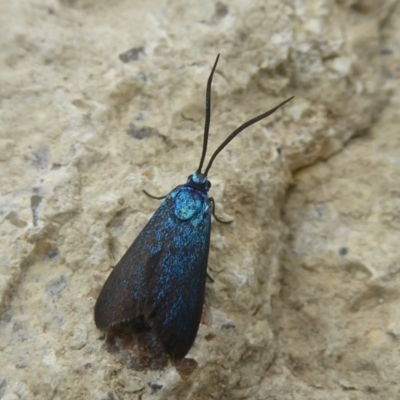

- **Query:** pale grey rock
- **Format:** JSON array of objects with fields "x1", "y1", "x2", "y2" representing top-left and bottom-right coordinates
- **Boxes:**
[{"x1": 0, "y1": 0, "x2": 398, "y2": 399}]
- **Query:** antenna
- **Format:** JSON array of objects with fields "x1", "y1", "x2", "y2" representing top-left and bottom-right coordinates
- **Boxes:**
[
  {"x1": 203, "y1": 96, "x2": 294, "y2": 176},
  {"x1": 196, "y1": 54, "x2": 220, "y2": 174}
]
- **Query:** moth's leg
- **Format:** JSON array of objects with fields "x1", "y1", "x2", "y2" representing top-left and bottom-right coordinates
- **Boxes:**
[
  {"x1": 143, "y1": 189, "x2": 168, "y2": 200},
  {"x1": 210, "y1": 197, "x2": 233, "y2": 224}
]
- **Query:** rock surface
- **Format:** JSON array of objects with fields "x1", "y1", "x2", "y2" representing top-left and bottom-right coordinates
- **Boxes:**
[{"x1": 0, "y1": 0, "x2": 399, "y2": 399}]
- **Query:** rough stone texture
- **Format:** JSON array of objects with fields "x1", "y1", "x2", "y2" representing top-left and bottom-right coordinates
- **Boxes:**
[{"x1": 0, "y1": 0, "x2": 399, "y2": 399}]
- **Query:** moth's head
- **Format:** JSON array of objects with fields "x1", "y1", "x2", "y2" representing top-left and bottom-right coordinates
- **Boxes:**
[{"x1": 187, "y1": 172, "x2": 211, "y2": 192}]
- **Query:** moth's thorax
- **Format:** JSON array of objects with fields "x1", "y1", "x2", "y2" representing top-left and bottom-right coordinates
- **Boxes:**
[
  {"x1": 171, "y1": 184, "x2": 210, "y2": 222},
  {"x1": 186, "y1": 172, "x2": 211, "y2": 192}
]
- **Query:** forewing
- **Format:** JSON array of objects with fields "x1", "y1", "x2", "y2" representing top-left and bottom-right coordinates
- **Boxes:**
[
  {"x1": 94, "y1": 185, "x2": 211, "y2": 359},
  {"x1": 145, "y1": 191, "x2": 211, "y2": 359}
]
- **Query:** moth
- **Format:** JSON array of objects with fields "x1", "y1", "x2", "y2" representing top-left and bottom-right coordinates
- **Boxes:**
[{"x1": 94, "y1": 55, "x2": 293, "y2": 359}]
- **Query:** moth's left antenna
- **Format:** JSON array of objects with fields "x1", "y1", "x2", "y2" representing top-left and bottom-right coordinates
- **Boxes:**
[{"x1": 196, "y1": 54, "x2": 220, "y2": 174}]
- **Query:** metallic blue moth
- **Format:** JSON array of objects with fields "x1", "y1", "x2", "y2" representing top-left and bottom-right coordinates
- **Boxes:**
[{"x1": 94, "y1": 55, "x2": 293, "y2": 360}]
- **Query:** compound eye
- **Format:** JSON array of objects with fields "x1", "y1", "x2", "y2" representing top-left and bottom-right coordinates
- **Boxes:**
[
  {"x1": 187, "y1": 174, "x2": 193, "y2": 181},
  {"x1": 206, "y1": 181, "x2": 211, "y2": 190}
]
